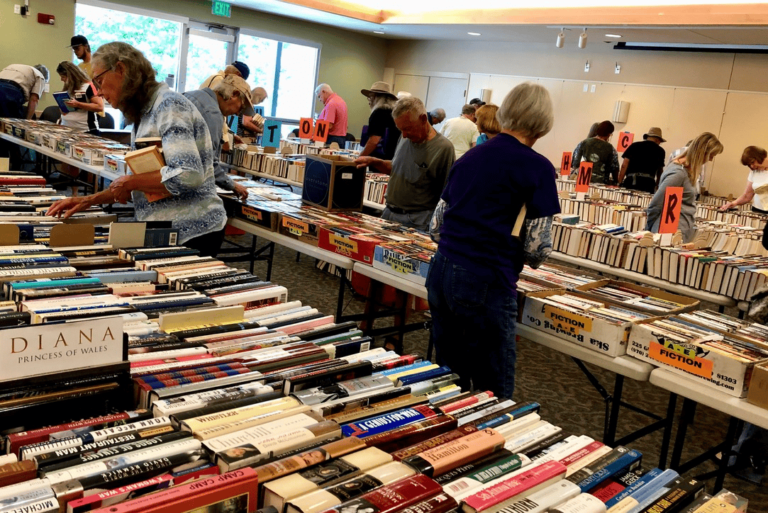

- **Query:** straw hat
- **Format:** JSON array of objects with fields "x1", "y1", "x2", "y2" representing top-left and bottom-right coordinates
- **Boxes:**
[
  {"x1": 361, "y1": 81, "x2": 397, "y2": 100},
  {"x1": 643, "y1": 127, "x2": 666, "y2": 143}
]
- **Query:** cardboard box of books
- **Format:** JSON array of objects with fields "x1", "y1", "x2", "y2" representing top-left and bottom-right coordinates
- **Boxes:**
[
  {"x1": 302, "y1": 154, "x2": 365, "y2": 212},
  {"x1": 104, "y1": 154, "x2": 127, "y2": 176},
  {"x1": 73, "y1": 144, "x2": 107, "y2": 166},
  {"x1": 628, "y1": 320, "x2": 768, "y2": 397},
  {"x1": 747, "y1": 363, "x2": 768, "y2": 409},
  {"x1": 41, "y1": 132, "x2": 60, "y2": 151},
  {"x1": 575, "y1": 279, "x2": 699, "y2": 315},
  {"x1": 372, "y1": 243, "x2": 431, "y2": 286},
  {"x1": 520, "y1": 290, "x2": 655, "y2": 356},
  {"x1": 318, "y1": 224, "x2": 381, "y2": 264},
  {"x1": 277, "y1": 211, "x2": 336, "y2": 247}
]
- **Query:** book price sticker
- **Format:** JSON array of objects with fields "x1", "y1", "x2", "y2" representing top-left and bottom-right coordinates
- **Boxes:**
[
  {"x1": 649, "y1": 341, "x2": 713, "y2": 379},
  {"x1": 659, "y1": 186, "x2": 684, "y2": 245},
  {"x1": 560, "y1": 152, "x2": 572, "y2": 176},
  {"x1": 617, "y1": 132, "x2": 634, "y2": 152},
  {"x1": 263, "y1": 120, "x2": 282, "y2": 148},
  {"x1": 542, "y1": 304, "x2": 593, "y2": 335}
]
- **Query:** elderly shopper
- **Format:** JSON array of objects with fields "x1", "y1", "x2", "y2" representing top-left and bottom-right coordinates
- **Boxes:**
[
  {"x1": 427, "y1": 82, "x2": 560, "y2": 399},
  {"x1": 646, "y1": 132, "x2": 723, "y2": 243},
  {"x1": 720, "y1": 146, "x2": 768, "y2": 214},
  {"x1": 440, "y1": 105, "x2": 480, "y2": 159},
  {"x1": 316, "y1": 83, "x2": 348, "y2": 148},
  {"x1": 184, "y1": 75, "x2": 254, "y2": 202},
  {"x1": 359, "y1": 81, "x2": 401, "y2": 160},
  {"x1": 355, "y1": 96, "x2": 454, "y2": 232},
  {"x1": 47, "y1": 42, "x2": 227, "y2": 256}
]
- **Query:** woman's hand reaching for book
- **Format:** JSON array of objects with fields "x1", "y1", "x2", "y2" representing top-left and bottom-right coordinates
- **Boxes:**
[{"x1": 46, "y1": 197, "x2": 93, "y2": 219}]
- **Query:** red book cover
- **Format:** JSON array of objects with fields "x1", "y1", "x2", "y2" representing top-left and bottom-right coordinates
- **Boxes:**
[
  {"x1": 321, "y1": 474, "x2": 443, "y2": 513},
  {"x1": 91, "y1": 468, "x2": 258, "y2": 513},
  {"x1": 440, "y1": 392, "x2": 494, "y2": 414},
  {"x1": 392, "y1": 426, "x2": 478, "y2": 462},
  {"x1": 65, "y1": 474, "x2": 174, "y2": 512},
  {"x1": 364, "y1": 416, "x2": 459, "y2": 454},
  {"x1": 558, "y1": 441, "x2": 605, "y2": 466},
  {"x1": 395, "y1": 494, "x2": 459, "y2": 513},
  {"x1": 375, "y1": 355, "x2": 419, "y2": 371},
  {"x1": 6, "y1": 410, "x2": 150, "y2": 455},
  {"x1": 590, "y1": 479, "x2": 626, "y2": 503},
  {"x1": 460, "y1": 460, "x2": 568, "y2": 513}
]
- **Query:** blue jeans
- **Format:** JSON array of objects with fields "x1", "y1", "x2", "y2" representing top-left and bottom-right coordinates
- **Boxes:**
[
  {"x1": 381, "y1": 207, "x2": 432, "y2": 233},
  {"x1": 426, "y1": 250, "x2": 518, "y2": 399}
]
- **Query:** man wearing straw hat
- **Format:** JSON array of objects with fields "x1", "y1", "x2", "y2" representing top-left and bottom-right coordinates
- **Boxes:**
[
  {"x1": 359, "y1": 81, "x2": 401, "y2": 160},
  {"x1": 618, "y1": 126, "x2": 667, "y2": 194}
]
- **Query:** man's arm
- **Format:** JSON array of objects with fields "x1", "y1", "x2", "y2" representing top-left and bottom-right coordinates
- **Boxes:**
[
  {"x1": 359, "y1": 136, "x2": 382, "y2": 157},
  {"x1": 241, "y1": 115, "x2": 262, "y2": 134},
  {"x1": 354, "y1": 156, "x2": 392, "y2": 174},
  {"x1": 26, "y1": 93, "x2": 39, "y2": 119},
  {"x1": 618, "y1": 158, "x2": 629, "y2": 185}
]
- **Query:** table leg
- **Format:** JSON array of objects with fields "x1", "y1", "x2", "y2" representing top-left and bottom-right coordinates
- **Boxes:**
[
  {"x1": 265, "y1": 241, "x2": 275, "y2": 281},
  {"x1": 714, "y1": 417, "x2": 742, "y2": 493},
  {"x1": 659, "y1": 392, "x2": 678, "y2": 468},
  {"x1": 718, "y1": 305, "x2": 725, "y2": 314},
  {"x1": 249, "y1": 236, "x2": 257, "y2": 275},
  {"x1": 605, "y1": 375, "x2": 624, "y2": 446},
  {"x1": 671, "y1": 398, "x2": 697, "y2": 469},
  {"x1": 336, "y1": 271, "x2": 347, "y2": 322}
]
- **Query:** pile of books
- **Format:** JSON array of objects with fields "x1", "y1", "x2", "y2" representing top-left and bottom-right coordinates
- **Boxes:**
[
  {"x1": 628, "y1": 311, "x2": 768, "y2": 397},
  {"x1": 556, "y1": 180, "x2": 653, "y2": 209},
  {"x1": 1, "y1": 118, "x2": 130, "y2": 167},
  {"x1": 695, "y1": 204, "x2": 766, "y2": 228},
  {"x1": 365, "y1": 172, "x2": 389, "y2": 206},
  {"x1": 558, "y1": 197, "x2": 648, "y2": 231}
]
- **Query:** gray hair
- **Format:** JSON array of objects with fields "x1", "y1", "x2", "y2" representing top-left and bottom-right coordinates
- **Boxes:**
[
  {"x1": 461, "y1": 104, "x2": 475, "y2": 116},
  {"x1": 392, "y1": 96, "x2": 426, "y2": 119},
  {"x1": 370, "y1": 94, "x2": 396, "y2": 113},
  {"x1": 211, "y1": 79, "x2": 236, "y2": 101},
  {"x1": 496, "y1": 82, "x2": 554, "y2": 140},
  {"x1": 33, "y1": 64, "x2": 49, "y2": 82},
  {"x1": 315, "y1": 83, "x2": 332, "y2": 95},
  {"x1": 429, "y1": 108, "x2": 445, "y2": 120}
]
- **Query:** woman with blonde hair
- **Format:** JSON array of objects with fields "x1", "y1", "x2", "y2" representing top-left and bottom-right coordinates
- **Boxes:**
[
  {"x1": 475, "y1": 104, "x2": 500, "y2": 145},
  {"x1": 646, "y1": 132, "x2": 723, "y2": 242}
]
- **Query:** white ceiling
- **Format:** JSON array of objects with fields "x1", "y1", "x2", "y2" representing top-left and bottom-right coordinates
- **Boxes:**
[{"x1": 228, "y1": 0, "x2": 768, "y2": 46}]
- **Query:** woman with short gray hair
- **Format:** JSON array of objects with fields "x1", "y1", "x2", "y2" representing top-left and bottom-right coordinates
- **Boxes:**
[
  {"x1": 47, "y1": 42, "x2": 227, "y2": 256},
  {"x1": 427, "y1": 81, "x2": 560, "y2": 399}
]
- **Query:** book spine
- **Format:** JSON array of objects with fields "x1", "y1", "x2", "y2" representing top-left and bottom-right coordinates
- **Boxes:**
[
  {"x1": 392, "y1": 426, "x2": 479, "y2": 461},
  {"x1": 567, "y1": 447, "x2": 631, "y2": 484},
  {"x1": 441, "y1": 453, "x2": 523, "y2": 499},
  {"x1": 603, "y1": 468, "x2": 664, "y2": 509},
  {"x1": 65, "y1": 475, "x2": 174, "y2": 512},
  {"x1": 363, "y1": 416, "x2": 458, "y2": 454},
  {"x1": 574, "y1": 450, "x2": 642, "y2": 492},
  {"x1": 321, "y1": 474, "x2": 443, "y2": 513},
  {"x1": 549, "y1": 493, "x2": 606, "y2": 513},
  {"x1": 638, "y1": 478, "x2": 704, "y2": 513},
  {"x1": 255, "y1": 438, "x2": 367, "y2": 486},
  {"x1": 402, "y1": 428, "x2": 507, "y2": 478},
  {"x1": 342, "y1": 405, "x2": 440, "y2": 439}
]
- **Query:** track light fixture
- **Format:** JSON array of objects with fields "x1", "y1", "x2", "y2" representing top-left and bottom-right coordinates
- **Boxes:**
[
  {"x1": 556, "y1": 29, "x2": 564, "y2": 48},
  {"x1": 578, "y1": 28, "x2": 588, "y2": 49}
]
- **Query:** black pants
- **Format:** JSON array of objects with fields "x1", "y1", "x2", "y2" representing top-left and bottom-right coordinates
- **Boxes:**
[
  {"x1": 753, "y1": 205, "x2": 768, "y2": 214},
  {"x1": 183, "y1": 227, "x2": 226, "y2": 258},
  {"x1": 0, "y1": 81, "x2": 25, "y2": 170}
]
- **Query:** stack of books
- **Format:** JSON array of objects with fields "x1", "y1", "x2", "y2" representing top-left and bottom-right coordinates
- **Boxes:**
[{"x1": 364, "y1": 173, "x2": 389, "y2": 206}]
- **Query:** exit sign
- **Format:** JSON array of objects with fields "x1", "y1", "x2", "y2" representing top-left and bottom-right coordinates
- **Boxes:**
[{"x1": 212, "y1": 0, "x2": 231, "y2": 17}]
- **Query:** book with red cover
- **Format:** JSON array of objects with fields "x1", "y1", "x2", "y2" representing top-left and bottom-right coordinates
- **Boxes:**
[
  {"x1": 321, "y1": 474, "x2": 443, "y2": 513},
  {"x1": 460, "y1": 460, "x2": 568, "y2": 513},
  {"x1": 391, "y1": 425, "x2": 478, "y2": 462},
  {"x1": 91, "y1": 467, "x2": 258, "y2": 513},
  {"x1": 65, "y1": 474, "x2": 174, "y2": 512},
  {"x1": 558, "y1": 441, "x2": 605, "y2": 467},
  {"x1": 363, "y1": 416, "x2": 458, "y2": 454},
  {"x1": 5, "y1": 410, "x2": 151, "y2": 455},
  {"x1": 440, "y1": 392, "x2": 494, "y2": 414},
  {"x1": 396, "y1": 494, "x2": 459, "y2": 513}
]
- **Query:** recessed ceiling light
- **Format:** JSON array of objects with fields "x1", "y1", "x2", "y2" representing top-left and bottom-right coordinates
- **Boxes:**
[
  {"x1": 374, "y1": 31, "x2": 385, "y2": 34},
  {"x1": 468, "y1": 32, "x2": 481, "y2": 36},
  {"x1": 605, "y1": 34, "x2": 622, "y2": 38}
]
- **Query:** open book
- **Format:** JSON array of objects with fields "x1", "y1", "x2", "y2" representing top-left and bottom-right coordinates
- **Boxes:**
[{"x1": 123, "y1": 144, "x2": 172, "y2": 202}]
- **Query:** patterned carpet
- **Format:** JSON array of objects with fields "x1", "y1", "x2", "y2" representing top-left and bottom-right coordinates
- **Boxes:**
[{"x1": 226, "y1": 235, "x2": 768, "y2": 508}]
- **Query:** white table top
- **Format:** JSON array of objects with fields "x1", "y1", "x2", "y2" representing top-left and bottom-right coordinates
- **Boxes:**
[
  {"x1": 650, "y1": 368, "x2": 768, "y2": 430},
  {"x1": 550, "y1": 252, "x2": 736, "y2": 308},
  {"x1": 352, "y1": 262, "x2": 428, "y2": 299},
  {"x1": 516, "y1": 324, "x2": 655, "y2": 381},
  {"x1": 0, "y1": 132, "x2": 121, "y2": 181},
  {"x1": 221, "y1": 163, "x2": 303, "y2": 188},
  {"x1": 227, "y1": 218, "x2": 355, "y2": 270}
]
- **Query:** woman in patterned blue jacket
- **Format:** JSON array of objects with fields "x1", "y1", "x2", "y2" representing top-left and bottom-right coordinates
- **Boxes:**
[{"x1": 47, "y1": 42, "x2": 227, "y2": 256}]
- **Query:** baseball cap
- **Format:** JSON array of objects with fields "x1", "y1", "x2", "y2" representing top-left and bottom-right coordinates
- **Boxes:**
[
  {"x1": 231, "y1": 61, "x2": 250, "y2": 81},
  {"x1": 223, "y1": 75, "x2": 255, "y2": 116},
  {"x1": 68, "y1": 35, "x2": 89, "y2": 48}
]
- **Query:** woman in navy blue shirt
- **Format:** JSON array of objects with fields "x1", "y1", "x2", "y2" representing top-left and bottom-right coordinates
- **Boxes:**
[{"x1": 428, "y1": 82, "x2": 560, "y2": 399}]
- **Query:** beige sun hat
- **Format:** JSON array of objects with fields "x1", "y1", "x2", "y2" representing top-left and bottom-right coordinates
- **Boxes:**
[
  {"x1": 643, "y1": 127, "x2": 666, "y2": 143},
  {"x1": 361, "y1": 81, "x2": 397, "y2": 100}
]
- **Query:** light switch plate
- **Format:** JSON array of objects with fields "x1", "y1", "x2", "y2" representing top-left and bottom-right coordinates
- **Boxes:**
[
  {"x1": 590, "y1": 84, "x2": 596, "y2": 93},
  {"x1": 14, "y1": 4, "x2": 21, "y2": 14}
]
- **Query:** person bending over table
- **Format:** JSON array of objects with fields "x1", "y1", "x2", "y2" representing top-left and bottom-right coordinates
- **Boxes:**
[
  {"x1": 720, "y1": 146, "x2": 768, "y2": 214},
  {"x1": 427, "y1": 82, "x2": 560, "y2": 399},
  {"x1": 646, "y1": 132, "x2": 722, "y2": 243},
  {"x1": 354, "y1": 96, "x2": 455, "y2": 232},
  {"x1": 47, "y1": 42, "x2": 227, "y2": 257}
]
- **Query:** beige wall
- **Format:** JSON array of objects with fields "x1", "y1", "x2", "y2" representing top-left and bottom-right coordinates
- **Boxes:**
[
  {"x1": 0, "y1": 0, "x2": 77, "y2": 109},
  {"x1": 1, "y1": 0, "x2": 386, "y2": 135},
  {"x1": 387, "y1": 40, "x2": 768, "y2": 197}
]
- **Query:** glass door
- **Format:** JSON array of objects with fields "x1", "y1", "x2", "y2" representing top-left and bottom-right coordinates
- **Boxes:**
[{"x1": 183, "y1": 26, "x2": 235, "y2": 92}]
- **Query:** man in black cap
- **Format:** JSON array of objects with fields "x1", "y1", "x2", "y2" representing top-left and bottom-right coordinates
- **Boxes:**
[
  {"x1": 69, "y1": 35, "x2": 93, "y2": 78},
  {"x1": 469, "y1": 97, "x2": 485, "y2": 110}
]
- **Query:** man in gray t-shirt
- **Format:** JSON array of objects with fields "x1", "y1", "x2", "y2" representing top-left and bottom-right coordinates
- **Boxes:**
[{"x1": 355, "y1": 97, "x2": 455, "y2": 232}]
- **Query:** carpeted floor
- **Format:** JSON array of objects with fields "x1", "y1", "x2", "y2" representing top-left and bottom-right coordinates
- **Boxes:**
[{"x1": 225, "y1": 235, "x2": 768, "y2": 508}]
